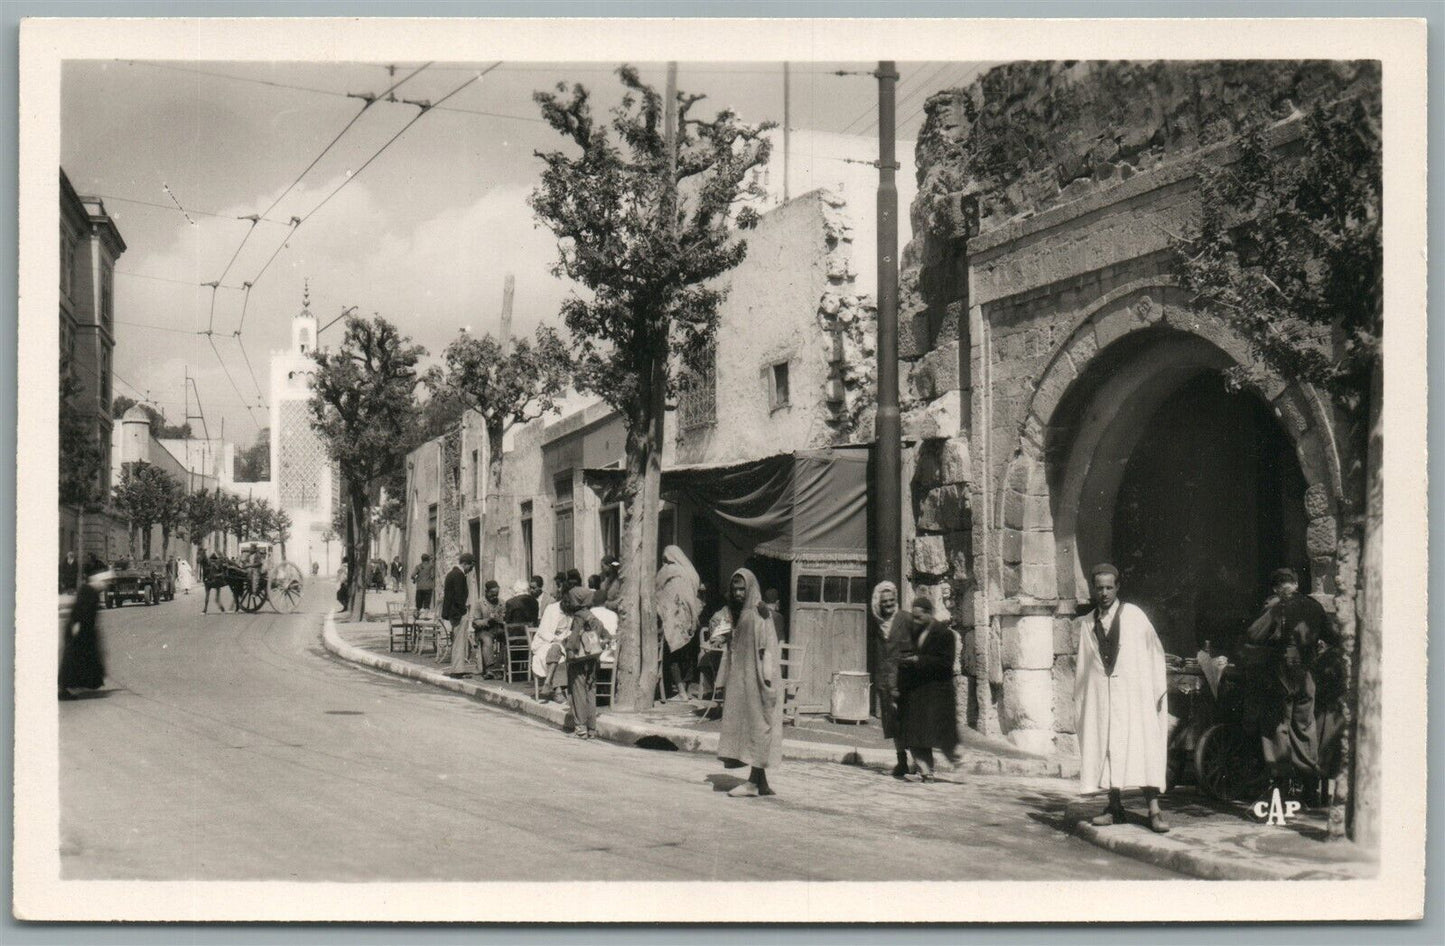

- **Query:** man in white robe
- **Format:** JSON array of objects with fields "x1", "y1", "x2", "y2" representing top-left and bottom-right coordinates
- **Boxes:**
[{"x1": 1074, "y1": 562, "x2": 1170, "y2": 833}]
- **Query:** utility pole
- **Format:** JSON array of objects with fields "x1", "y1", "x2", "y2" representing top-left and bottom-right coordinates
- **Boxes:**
[
  {"x1": 874, "y1": 61, "x2": 902, "y2": 593},
  {"x1": 782, "y1": 62, "x2": 791, "y2": 203},
  {"x1": 499, "y1": 273, "x2": 515, "y2": 350}
]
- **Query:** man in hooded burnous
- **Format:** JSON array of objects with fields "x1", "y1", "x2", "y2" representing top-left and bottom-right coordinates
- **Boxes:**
[{"x1": 1074, "y1": 562, "x2": 1170, "y2": 833}]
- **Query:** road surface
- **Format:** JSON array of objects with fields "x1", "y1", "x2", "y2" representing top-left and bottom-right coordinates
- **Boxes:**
[{"x1": 60, "y1": 586, "x2": 1178, "y2": 882}]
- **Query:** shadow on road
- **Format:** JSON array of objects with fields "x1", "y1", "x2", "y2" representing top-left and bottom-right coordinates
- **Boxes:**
[{"x1": 704, "y1": 773, "x2": 748, "y2": 793}]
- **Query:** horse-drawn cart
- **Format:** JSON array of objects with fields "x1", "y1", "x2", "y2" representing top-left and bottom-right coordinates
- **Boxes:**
[{"x1": 222, "y1": 544, "x2": 305, "y2": 613}]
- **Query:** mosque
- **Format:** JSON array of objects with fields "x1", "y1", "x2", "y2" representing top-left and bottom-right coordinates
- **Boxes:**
[{"x1": 267, "y1": 285, "x2": 340, "y2": 575}]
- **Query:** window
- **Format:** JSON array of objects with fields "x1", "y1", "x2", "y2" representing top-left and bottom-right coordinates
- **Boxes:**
[
  {"x1": 427, "y1": 504, "x2": 438, "y2": 562},
  {"x1": 823, "y1": 575, "x2": 849, "y2": 603},
  {"x1": 679, "y1": 340, "x2": 717, "y2": 430},
  {"x1": 768, "y1": 359, "x2": 790, "y2": 410},
  {"x1": 471, "y1": 449, "x2": 480, "y2": 499},
  {"x1": 59, "y1": 226, "x2": 75, "y2": 300},
  {"x1": 100, "y1": 266, "x2": 113, "y2": 329},
  {"x1": 796, "y1": 574, "x2": 822, "y2": 603},
  {"x1": 553, "y1": 476, "x2": 574, "y2": 574},
  {"x1": 298, "y1": 327, "x2": 311, "y2": 354},
  {"x1": 99, "y1": 349, "x2": 111, "y2": 413},
  {"x1": 849, "y1": 576, "x2": 870, "y2": 604},
  {"x1": 520, "y1": 501, "x2": 534, "y2": 578},
  {"x1": 599, "y1": 505, "x2": 621, "y2": 562}
]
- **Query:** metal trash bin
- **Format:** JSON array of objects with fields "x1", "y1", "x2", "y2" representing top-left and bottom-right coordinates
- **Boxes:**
[{"x1": 830, "y1": 670, "x2": 871, "y2": 723}]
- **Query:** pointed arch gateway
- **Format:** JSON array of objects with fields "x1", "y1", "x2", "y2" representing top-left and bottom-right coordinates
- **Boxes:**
[{"x1": 995, "y1": 283, "x2": 1344, "y2": 657}]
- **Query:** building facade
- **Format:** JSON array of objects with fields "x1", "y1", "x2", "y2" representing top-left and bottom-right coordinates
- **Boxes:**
[
  {"x1": 268, "y1": 290, "x2": 336, "y2": 575},
  {"x1": 895, "y1": 61, "x2": 1378, "y2": 759},
  {"x1": 59, "y1": 169, "x2": 126, "y2": 560}
]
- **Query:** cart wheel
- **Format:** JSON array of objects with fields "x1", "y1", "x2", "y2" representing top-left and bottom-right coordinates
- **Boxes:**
[
  {"x1": 236, "y1": 586, "x2": 266, "y2": 614},
  {"x1": 1194, "y1": 722, "x2": 1270, "y2": 802},
  {"x1": 268, "y1": 562, "x2": 304, "y2": 613}
]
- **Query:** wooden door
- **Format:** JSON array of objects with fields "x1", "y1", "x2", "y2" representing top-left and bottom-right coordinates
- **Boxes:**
[{"x1": 791, "y1": 571, "x2": 868, "y2": 714}]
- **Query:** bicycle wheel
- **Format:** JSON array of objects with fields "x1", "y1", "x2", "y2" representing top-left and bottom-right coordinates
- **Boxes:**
[
  {"x1": 1194, "y1": 722, "x2": 1270, "y2": 802},
  {"x1": 270, "y1": 562, "x2": 304, "y2": 613}
]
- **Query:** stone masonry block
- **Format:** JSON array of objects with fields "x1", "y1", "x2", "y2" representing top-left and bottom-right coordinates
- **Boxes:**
[
  {"x1": 1053, "y1": 616, "x2": 1079, "y2": 655},
  {"x1": 939, "y1": 436, "x2": 971, "y2": 485},
  {"x1": 1053, "y1": 733, "x2": 1080, "y2": 758},
  {"x1": 1000, "y1": 668, "x2": 1053, "y2": 732},
  {"x1": 1008, "y1": 729, "x2": 1056, "y2": 756},
  {"x1": 1001, "y1": 488, "x2": 1025, "y2": 531},
  {"x1": 1021, "y1": 563, "x2": 1055, "y2": 599},
  {"x1": 1064, "y1": 323, "x2": 1099, "y2": 373},
  {"x1": 1002, "y1": 615, "x2": 1054, "y2": 670},
  {"x1": 901, "y1": 404, "x2": 938, "y2": 440},
  {"x1": 1001, "y1": 527, "x2": 1023, "y2": 565},
  {"x1": 1031, "y1": 362, "x2": 1074, "y2": 423},
  {"x1": 1022, "y1": 530, "x2": 1056, "y2": 568},
  {"x1": 1023, "y1": 492, "x2": 1054, "y2": 531},
  {"x1": 925, "y1": 395, "x2": 963, "y2": 438},
  {"x1": 1306, "y1": 516, "x2": 1339, "y2": 556},
  {"x1": 1303, "y1": 483, "x2": 1334, "y2": 519},
  {"x1": 911, "y1": 535, "x2": 949, "y2": 577},
  {"x1": 918, "y1": 484, "x2": 970, "y2": 533},
  {"x1": 1052, "y1": 655, "x2": 1077, "y2": 733},
  {"x1": 912, "y1": 441, "x2": 943, "y2": 488},
  {"x1": 944, "y1": 531, "x2": 972, "y2": 577},
  {"x1": 918, "y1": 341, "x2": 961, "y2": 397},
  {"x1": 987, "y1": 621, "x2": 1004, "y2": 685},
  {"x1": 1000, "y1": 562, "x2": 1021, "y2": 599},
  {"x1": 1092, "y1": 305, "x2": 1140, "y2": 349}
]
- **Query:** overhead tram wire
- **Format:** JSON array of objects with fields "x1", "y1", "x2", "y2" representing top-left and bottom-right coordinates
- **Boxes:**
[
  {"x1": 206, "y1": 332, "x2": 262, "y2": 430},
  {"x1": 242, "y1": 63, "x2": 501, "y2": 293},
  {"x1": 256, "y1": 61, "x2": 433, "y2": 223},
  {"x1": 94, "y1": 194, "x2": 294, "y2": 227},
  {"x1": 855, "y1": 61, "x2": 956, "y2": 137},
  {"x1": 114, "y1": 270, "x2": 247, "y2": 291},
  {"x1": 231, "y1": 334, "x2": 268, "y2": 408}
]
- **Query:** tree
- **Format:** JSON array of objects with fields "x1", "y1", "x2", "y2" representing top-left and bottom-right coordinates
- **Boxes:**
[
  {"x1": 182, "y1": 488, "x2": 221, "y2": 557},
  {"x1": 273, "y1": 508, "x2": 293, "y2": 560},
  {"x1": 432, "y1": 326, "x2": 571, "y2": 585},
  {"x1": 111, "y1": 394, "x2": 191, "y2": 439},
  {"x1": 309, "y1": 315, "x2": 426, "y2": 621},
  {"x1": 59, "y1": 370, "x2": 104, "y2": 510},
  {"x1": 1173, "y1": 96, "x2": 1381, "y2": 842},
  {"x1": 235, "y1": 428, "x2": 271, "y2": 482},
  {"x1": 111, "y1": 461, "x2": 183, "y2": 560},
  {"x1": 530, "y1": 65, "x2": 772, "y2": 709}
]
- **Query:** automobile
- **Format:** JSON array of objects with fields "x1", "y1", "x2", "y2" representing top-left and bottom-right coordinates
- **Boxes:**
[{"x1": 105, "y1": 558, "x2": 172, "y2": 608}]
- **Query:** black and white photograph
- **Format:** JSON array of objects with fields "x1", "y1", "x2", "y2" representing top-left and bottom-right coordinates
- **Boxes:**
[{"x1": 15, "y1": 15, "x2": 1429, "y2": 924}]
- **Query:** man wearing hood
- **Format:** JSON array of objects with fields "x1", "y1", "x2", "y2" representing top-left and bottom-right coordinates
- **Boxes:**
[{"x1": 715, "y1": 568, "x2": 784, "y2": 798}]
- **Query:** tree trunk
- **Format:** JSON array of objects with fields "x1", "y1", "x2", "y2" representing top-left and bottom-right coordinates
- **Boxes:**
[
  {"x1": 161, "y1": 524, "x2": 171, "y2": 560},
  {"x1": 141, "y1": 523, "x2": 153, "y2": 560},
  {"x1": 1349, "y1": 363, "x2": 1384, "y2": 846},
  {"x1": 480, "y1": 424, "x2": 506, "y2": 586},
  {"x1": 349, "y1": 487, "x2": 370, "y2": 622},
  {"x1": 635, "y1": 353, "x2": 668, "y2": 706}
]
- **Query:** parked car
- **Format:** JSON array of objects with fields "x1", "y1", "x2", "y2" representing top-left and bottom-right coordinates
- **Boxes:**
[{"x1": 106, "y1": 558, "x2": 171, "y2": 608}]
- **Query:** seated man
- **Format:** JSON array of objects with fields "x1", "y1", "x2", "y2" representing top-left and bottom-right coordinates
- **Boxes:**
[{"x1": 472, "y1": 580, "x2": 508, "y2": 679}]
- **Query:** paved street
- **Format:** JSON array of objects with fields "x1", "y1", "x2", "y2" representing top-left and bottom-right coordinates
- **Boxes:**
[{"x1": 60, "y1": 586, "x2": 1177, "y2": 882}]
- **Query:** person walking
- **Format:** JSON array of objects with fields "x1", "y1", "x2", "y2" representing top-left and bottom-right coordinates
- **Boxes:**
[
  {"x1": 656, "y1": 545, "x2": 701, "y2": 702},
  {"x1": 1074, "y1": 563, "x2": 1170, "y2": 833},
  {"x1": 871, "y1": 581, "x2": 914, "y2": 779},
  {"x1": 442, "y1": 553, "x2": 476, "y2": 672},
  {"x1": 336, "y1": 555, "x2": 350, "y2": 612},
  {"x1": 59, "y1": 550, "x2": 81, "y2": 595},
  {"x1": 390, "y1": 555, "x2": 403, "y2": 593},
  {"x1": 563, "y1": 586, "x2": 612, "y2": 739},
  {"x1": 715, "y1": 568, "x2": 784, "y2": 798},
  {"x1": 411, "y1": 554, "x2": 436, "y2": 611},
  {"x1": 60, "y1": 567, "x2": 112, "y2": 699},
  {"x1": 176, "y1": 556, "x2": 194, "y2": 596},
  {"x1": 202, "y1": 552, "x2": 230, "y2": 614},
  {"x1": 892, "y1": 596, "x2": 959, "y2": 782}
]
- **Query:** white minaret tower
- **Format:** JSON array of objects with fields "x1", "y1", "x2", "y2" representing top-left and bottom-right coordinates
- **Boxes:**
[{"x1": 292, "y1": 278, "x2": 318, "y2": 355}]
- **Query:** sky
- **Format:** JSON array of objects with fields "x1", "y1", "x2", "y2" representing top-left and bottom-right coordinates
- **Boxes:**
[{"x1": 62, "y1": 60, "x2": 987, "y2": 441}]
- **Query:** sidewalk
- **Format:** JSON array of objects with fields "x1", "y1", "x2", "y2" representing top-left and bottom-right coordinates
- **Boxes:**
[
  {"x1": 320, "y1": 597, "x2": 1377, "y2": 880},
  {"x1": 1062, "y1": 789, "x2": 1378, "y2": 881},
  {"x1": 321, "y1": 595, "x2": 1072, "y2": 778}
]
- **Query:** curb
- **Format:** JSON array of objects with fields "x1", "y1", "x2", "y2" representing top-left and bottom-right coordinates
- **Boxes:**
[
  {"x1": 320, "y1": 611, "x2": 1070, "y2": 778},
  {"x1": 1068, "y1": 819, "x2": 1317, "y2": 881}
]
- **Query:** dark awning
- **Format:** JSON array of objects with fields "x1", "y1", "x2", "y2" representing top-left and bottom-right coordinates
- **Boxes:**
[{"x1": 585, "y1": 446, "x2": 869, "y2": 562}]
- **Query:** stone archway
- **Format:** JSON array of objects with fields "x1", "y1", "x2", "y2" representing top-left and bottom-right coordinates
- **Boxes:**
[{"x1": 996, "y1": 284, "x2": 1345, "y2": 614}]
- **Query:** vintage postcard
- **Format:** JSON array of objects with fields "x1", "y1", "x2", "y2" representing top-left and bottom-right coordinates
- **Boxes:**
[{"x1": 14, "y1": 16, "x2": 1428, "y2": 923}]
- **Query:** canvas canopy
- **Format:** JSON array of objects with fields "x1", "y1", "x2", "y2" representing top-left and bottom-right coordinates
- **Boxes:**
[{"x1": 587, "y1": 446, "x2": 869, "y2": 562}]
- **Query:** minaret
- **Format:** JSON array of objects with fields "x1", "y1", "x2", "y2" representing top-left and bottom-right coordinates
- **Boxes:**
[{"x1": 292, "y1": 278, "x2": 318, "y2": 355}]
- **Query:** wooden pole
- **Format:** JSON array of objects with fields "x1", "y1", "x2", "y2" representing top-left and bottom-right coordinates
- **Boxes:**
[{"x1": 499, "y1": 273, "x2": 515, "y2": 350}]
